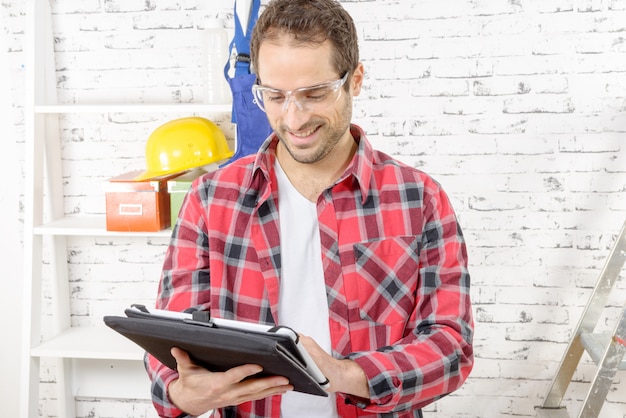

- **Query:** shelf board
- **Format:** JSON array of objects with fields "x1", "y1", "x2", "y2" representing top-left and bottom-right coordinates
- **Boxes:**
[
  {"x1": 34, "y1": 103, "x2": 232, "y2": 114},
  {"x1": 71, "y1": 358, "x2": 152, "y2": 400},
  {"x1": 30, "y1": 325, "x2": 145, "y2": 361},
  {"x1": 33, "y1": 215, "x2": 172, "y2": 237}
]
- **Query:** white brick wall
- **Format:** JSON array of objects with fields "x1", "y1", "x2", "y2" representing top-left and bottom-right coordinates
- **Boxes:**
[{"x1": 4, "y1": 0, "x2": 626, "y2": 417}]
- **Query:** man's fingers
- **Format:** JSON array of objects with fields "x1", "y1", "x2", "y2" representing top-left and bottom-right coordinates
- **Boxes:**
[
  {"x1": 227, "y1": 376, "x2": 294, "y2": 405},
  {"x1": 170, "y1": 347, "x2": 274, "y2": 386},
  {"x1": 168, "y1": 347, "x2": 293, "y2": 409},
  {"x1": 223, "y1": 363, "x2": 264, "y2": 383}
]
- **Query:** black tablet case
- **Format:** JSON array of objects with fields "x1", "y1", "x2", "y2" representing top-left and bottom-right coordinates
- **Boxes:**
[{"x1": 103, "y1": 312, "x2": 328, "y2": 397}]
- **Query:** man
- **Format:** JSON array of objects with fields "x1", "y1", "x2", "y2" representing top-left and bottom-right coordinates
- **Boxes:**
[{"x1": 145, "y1": 0, "x2": 474, "y2": 417}]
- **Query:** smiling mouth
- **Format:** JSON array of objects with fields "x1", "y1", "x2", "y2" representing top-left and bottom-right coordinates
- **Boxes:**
[{"x1": 289, "y1": 125, "x2": 320, "y2": 138}]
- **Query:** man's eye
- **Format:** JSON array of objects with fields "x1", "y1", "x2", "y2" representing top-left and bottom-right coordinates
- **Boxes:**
[
  {"x1": 265, "y1": 93, "x2": 286, "y2": 102},
  {"x1": 303, "y1": 88, "x2": 330, "y2": 101}
]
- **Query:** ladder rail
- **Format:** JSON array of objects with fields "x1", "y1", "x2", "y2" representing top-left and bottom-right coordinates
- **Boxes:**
[
  {"x1": 542, "y1": 338, "x2": 585, "y2": 408},
  {"x1": 577, "y1": 301, "x2": 626, "y2": 418},
  {"x1": 540, "y1": 220, "x2": 626, "y2": 409}
]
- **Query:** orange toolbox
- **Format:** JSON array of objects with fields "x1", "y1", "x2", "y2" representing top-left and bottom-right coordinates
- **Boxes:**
[{"x1": 105, "y1": 170, "x2": 180, "y2": 232}]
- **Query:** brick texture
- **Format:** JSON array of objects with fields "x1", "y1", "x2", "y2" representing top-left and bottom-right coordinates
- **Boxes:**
[{"x1": 4, "y1": 0, "x2": 626, "y2": 417}]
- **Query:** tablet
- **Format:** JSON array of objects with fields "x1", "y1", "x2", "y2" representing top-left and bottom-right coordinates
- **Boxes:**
[{"x1": 104, "y1": 305, "x2": 329, "y2": 397}]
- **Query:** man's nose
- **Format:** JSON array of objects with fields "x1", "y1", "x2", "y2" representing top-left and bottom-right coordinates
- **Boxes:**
[
  {"x1": 281, "y1": 93, "x2": 304, "y2": 113},
  {"x1": 282, "y1": 96, "x2": 309, "y2": 128}
]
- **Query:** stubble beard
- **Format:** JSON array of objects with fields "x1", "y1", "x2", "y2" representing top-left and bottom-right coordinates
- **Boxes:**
[{"x1": 275, "y1": 95, "x2": 353, "y2": 165}]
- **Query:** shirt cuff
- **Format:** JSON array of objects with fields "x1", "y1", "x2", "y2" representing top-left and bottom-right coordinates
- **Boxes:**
[{"x1": 343, "y1": 394, "x2": 370, "y2": 409}]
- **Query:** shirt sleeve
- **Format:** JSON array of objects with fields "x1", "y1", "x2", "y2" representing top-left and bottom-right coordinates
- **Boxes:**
[
  {"x1": 144, "y1": 353, "x2": 187, "y2": 418},
  {"x1": 344, "y1": 180, "x2": 474, "y2": 413},
  {"x1": 144, "y1": 182, "x2": 212, "y2": 418}
]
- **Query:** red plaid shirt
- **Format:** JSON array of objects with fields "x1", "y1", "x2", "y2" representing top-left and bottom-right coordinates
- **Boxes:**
[{"x1": 146, "y1": 124, "x2": 474, "y2": 418}]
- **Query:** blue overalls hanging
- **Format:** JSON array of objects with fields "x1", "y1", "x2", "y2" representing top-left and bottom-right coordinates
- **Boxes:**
[{"x1": 223, "y1": 0, "x2": 273, "y2": 164}]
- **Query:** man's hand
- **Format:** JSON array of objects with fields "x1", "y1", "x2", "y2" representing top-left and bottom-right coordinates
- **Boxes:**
[
  {"x1": 298, "y1": 335, "x2": 370, "y2": 400},
  {"x1": 167, "y1": 347, "x2": 294, "y2": 416}
]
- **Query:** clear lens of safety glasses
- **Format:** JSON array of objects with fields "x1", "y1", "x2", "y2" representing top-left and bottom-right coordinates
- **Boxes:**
[{"x1": 252, "y1": 72, "x2": 349, "y2": 114}]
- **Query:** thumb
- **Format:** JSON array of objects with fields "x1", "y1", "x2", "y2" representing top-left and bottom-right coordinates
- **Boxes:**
[{"x1": 170, "y1": 346, "x2": 193, "y2": 371}]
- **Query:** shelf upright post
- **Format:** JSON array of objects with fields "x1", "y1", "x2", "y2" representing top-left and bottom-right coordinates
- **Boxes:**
[
  {"x1": 40, "y1": 0, "x2": 73, "y2": 414},
  {"x1": 21, "y1": 0, "x2": 45, "y2": 416},
  {"x1": 21, "y1": 0, "x2": 74, "y2": 416}
]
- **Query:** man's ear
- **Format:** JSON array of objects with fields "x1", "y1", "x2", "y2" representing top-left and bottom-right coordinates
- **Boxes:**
[{"x1": 350, "y1": 62, "x2": 365, "y2": 97}]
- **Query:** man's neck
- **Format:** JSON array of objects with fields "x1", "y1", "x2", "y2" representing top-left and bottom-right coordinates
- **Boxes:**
[{"x1": 276, "y1": 136, "x2": 357, "y2": 202}]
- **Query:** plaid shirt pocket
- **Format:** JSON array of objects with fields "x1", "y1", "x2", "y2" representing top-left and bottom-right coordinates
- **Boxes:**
[{"x1": 352, "y1": 236, "x2": 420, "y2": 342}]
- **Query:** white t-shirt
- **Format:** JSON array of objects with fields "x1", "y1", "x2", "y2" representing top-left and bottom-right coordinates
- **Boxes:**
[{"x1": 275, "y1": 161, "x2": 337, "y2": 418}]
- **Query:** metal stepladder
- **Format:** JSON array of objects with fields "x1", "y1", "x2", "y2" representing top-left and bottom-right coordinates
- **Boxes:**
[{"x1": 535, "y1": 220, "x2": 626, "y2": 418}]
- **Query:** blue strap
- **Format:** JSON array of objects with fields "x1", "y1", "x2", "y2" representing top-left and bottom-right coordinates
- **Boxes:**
[{"x1": 225, "y1": 0, "x2": 261, "y2": 79}]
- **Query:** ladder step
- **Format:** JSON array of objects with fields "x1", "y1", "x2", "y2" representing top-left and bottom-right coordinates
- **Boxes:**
[
  {"x1": 535, "y1": 406, "x2": 570, "y2": 418},
  {"x1": 580, "y1": 332, "x2": 626, "y2": 370}
]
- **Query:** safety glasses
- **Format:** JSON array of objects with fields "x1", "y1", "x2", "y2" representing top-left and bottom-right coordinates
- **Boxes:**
[{"x1": 252, "y1": 72, "x2": 349, "y2": 114}]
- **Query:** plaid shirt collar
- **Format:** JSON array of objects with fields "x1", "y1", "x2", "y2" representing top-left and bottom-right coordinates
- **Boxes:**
[{"x1": 247, "y1": 123, "x2": 374, "y2": 204}]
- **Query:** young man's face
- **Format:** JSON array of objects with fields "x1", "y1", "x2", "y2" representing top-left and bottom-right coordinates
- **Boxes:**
[{"x1": 256, "y1": 34, "x2": 363, "y2": 165}]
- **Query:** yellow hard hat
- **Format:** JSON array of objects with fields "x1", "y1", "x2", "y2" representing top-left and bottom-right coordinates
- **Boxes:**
[{"x1": 134, "y1": 117, "x2": 233, "y2": 181}]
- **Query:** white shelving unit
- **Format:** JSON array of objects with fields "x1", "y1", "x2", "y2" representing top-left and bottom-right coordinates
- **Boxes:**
[{"x1": 20, "y1": 1, "x2": 232, "y2": 416}]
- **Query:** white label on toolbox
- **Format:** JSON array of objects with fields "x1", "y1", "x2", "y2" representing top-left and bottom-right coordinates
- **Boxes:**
[{"x1": 119, "y1": 203, "x2": 143, "y2": 215}]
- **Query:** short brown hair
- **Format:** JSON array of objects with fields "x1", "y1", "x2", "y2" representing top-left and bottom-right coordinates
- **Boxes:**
[{"x1": 250, "y1": 0, "x2": 359, "y2": 87}]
